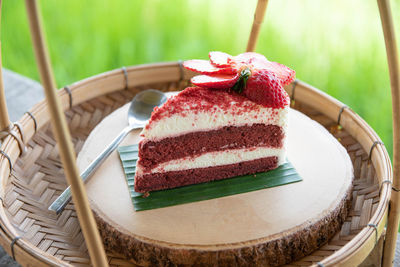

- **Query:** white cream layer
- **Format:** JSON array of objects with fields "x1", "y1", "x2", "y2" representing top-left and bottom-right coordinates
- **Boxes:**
[
  {"x1": 141, "y1": 104, "x2": 289, "y2": 141},
  {"x1": 137, "y1": 146, "x2": 286, "y2": 175}
]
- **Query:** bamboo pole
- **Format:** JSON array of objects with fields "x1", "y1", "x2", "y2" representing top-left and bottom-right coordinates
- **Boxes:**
[
  {"x1": 24, "y1": 1, "x2": 109, "y2": 266},
  {"x1": 0, "y1": 0, "x2": 11, "y2": 132},
  {"x1": 378, "y1": 0, "x2": 400, "y2": 266},
  {"x1": 246, "y1": 0, "x2": 269, "y2": 52}
]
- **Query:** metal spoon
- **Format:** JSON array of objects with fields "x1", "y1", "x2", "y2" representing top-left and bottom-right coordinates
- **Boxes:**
[{"x1": 49, "y1": 89, "x2": 167, "y2": 214}]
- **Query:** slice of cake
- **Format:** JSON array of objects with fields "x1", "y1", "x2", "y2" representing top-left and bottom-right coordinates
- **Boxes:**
[{"x1": 134, "y1": 52, "x2": 295, "y2": 193}]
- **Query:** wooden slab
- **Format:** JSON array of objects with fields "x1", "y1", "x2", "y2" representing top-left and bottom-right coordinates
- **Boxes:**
[{"x1": 77, "y1": 103, "x2": 353, "y2": 266}]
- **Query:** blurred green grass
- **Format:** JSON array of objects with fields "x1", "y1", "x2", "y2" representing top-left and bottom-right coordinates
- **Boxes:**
[{"x1": 1, "y1": 0, "x2": 399, "y2": 158}]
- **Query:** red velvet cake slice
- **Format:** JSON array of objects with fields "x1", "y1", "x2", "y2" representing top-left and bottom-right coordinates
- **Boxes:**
[{"x1": 134, "y1": 52, "x2": 295, "y2": 193}]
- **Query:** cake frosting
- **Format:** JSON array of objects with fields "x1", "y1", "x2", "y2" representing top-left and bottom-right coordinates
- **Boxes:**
[
  {"x1": 141, "y1": 87, "x2": 289, "y2": 141},
  {"x1": 134, "y1": 51, "x2": 295, "y2": 193}
]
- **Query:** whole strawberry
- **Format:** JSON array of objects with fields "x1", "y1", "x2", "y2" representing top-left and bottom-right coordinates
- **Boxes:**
[{"x1": 243, "y1": 69, "x2": 289, "y2": 108}]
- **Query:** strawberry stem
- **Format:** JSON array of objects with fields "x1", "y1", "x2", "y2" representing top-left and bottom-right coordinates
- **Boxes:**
[{"x1": 232, "y1": 68, "x2": 251, "y2": 93}]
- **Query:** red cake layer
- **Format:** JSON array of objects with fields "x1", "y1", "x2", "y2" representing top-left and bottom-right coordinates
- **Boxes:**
[
  {"x1": 135, "y1": 156, "x2": 278, "y2": 193},
  {"x1": 138, "y1": 124, "x2": 283, "y2": 171}
]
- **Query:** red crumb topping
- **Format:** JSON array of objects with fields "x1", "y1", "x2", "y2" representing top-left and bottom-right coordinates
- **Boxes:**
[{"x1": 146, "y1": 87, "x2": 287, "y2": 130}]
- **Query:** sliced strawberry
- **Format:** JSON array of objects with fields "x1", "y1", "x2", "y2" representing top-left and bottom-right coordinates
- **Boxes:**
[
  {"x1": 191, "y1": 74, "x2": 239, "y2": 89},
  {"x1": 244, "y1": 69, "x2": 289, "y2": 108},
  {"x1": 254, "y1": 60, "x2": 295, "y2": 86},
  {"x1": 269, "y1": 62, "x2": 295, "y2": 86},
  {"x1": 273, "y1": 65, "x2": 295, "y2": 86},
  {"x1": 209, "y1": 51, "x2": 232, "y2": 67},
  {"x1": 234, "y1": 52, "x2": 268, "y2": 64},
  {"x1": 260, "y1": 61, "x2": 296, "y2": 86},
  {"x1": 183, "y1": 60, "x2": 234, "y2": 75}
]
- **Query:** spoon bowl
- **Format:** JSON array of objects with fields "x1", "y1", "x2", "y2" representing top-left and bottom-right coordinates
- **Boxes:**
[{"x1": 128, "y1": 89, "x2": 167, "y2": 126}]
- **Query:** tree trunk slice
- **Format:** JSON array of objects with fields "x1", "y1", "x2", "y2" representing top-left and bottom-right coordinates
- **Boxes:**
[{"x1": 77, "y1": 103, "x2": 353, "y2": 266}]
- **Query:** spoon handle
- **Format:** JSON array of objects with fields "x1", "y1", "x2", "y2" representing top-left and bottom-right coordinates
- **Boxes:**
[{"x1": 49, "y1": 125, "x2": 136, "y2": 214}]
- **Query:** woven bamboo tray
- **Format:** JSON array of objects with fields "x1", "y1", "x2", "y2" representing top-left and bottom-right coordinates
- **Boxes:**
[
  {"x1": 0, "y1": 62, "x2": 392, "y2": 266},
  {"x1": 0, "y1": 0, "x2": 399, "y2": 265}
]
